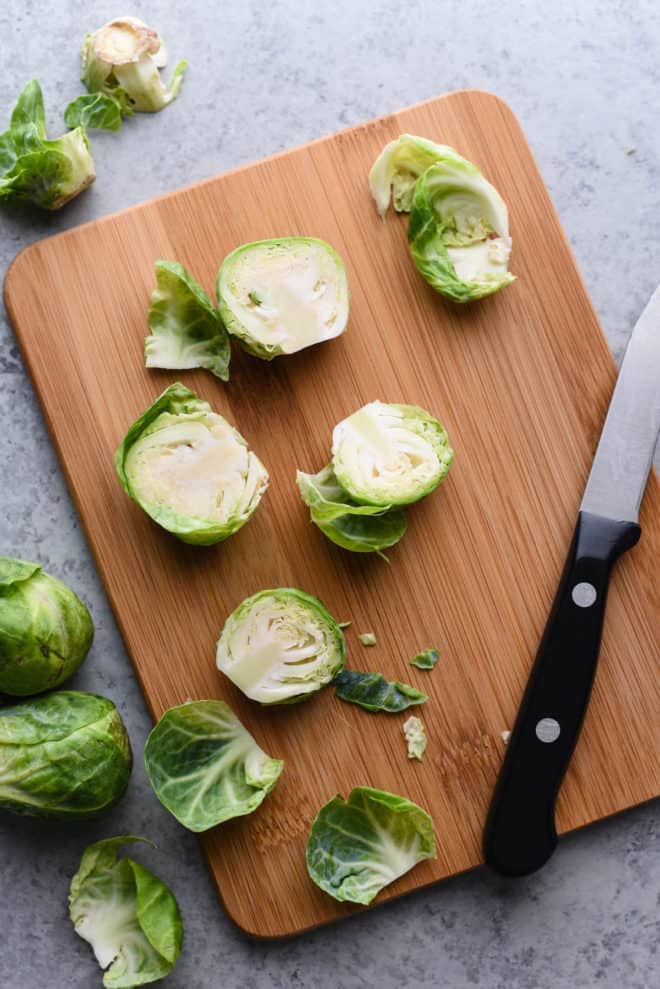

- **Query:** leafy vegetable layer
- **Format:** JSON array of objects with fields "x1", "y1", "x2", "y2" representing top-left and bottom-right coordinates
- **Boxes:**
[
  {"x1": 0, "y1": 556, "x2": 93, "y2": 696},
  {"x1": 369, "y1": 133, "x2": 454, "y2": 216},
  {"x1": 0, "y1": 691, "x2": 132, "y2": 818},
  {"x1": 69, "y1": 836, "x2": 183, "y2": 988},
  {"x1": 145, "y1": 261, "x2": 230, "y2": 381},
  {"x1": 296, "y1": 464, "x2": 407, "y2": 558},
  {"x1": 0, "y1": 81, "x2": 95, "y2": 209},
  {"x1": 306, "y1": 786, "x2": 436, "y2": 904},
  {"x1": 64, "y1": 93, "x2": 123, "y2": 131},
  {"x1": 144, "y1": 700, "x2": 283, "y2": 831},
  {"x1": 217, "y1": 588, "x2": 345, "y2": 704},
  {"x1": 409, "y1": 648, "x2": 440, "y2": 670},
  {"x1": 115, "y1": 383, "x2": 268, "y2": 545},
  {"x1": 217, "y1": 237, "x2": 349, "y2": 359},
  {"x1": 333, "y1": 670, "x2": 427, "y2": 713}
]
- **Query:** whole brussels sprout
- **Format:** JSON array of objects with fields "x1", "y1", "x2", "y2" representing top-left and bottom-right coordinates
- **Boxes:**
[
  {"x1": 0, "y1": 690, "x2": 132, "y2": 819},
  {"x1": 0, "y1": 557, "x2": 94, "y2": 696}
]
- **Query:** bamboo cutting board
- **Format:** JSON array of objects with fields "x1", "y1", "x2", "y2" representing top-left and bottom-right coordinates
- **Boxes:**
[{"x1": 4, "y1": 91, "x2": 659, "y2": 938}]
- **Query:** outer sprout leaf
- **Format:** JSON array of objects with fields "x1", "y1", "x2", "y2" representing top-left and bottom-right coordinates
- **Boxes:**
[
  {"x1": 358, "y1": 632, "x2": 376, "y2": 647},
  {"x1": 64, "y1": 93, "x2": 123, "y2": 131},
  {"x1": 409, "y1": 648, "x2": 440, "y2": 670},
  {"x1": 145, "y1": 260, "x2": 230, "y2": 381},
  {"x1": 332, "y1": 402, "x2": 453, "y2": 507},
  {"x1": 333, "y1": 670, "x2": 427, "y2": 713},
  {"x1": 69, "y1": 836, "x2": 183, "y2": 988},
  {"x1": 296, "y1": 464, "x2": 407, "y2": 558},
  {"x1": 115, "y1": 383, "x2": 268, "y2": 545},
  {"x1": 217, "y1": 589, "x2": 345, "y2": 704},
  {"x1": 144, "y1": 700, "x2": 283, "y2": 831},
  {"x1": 369, "y1": 133, "x2": 455, "y2": 216},
  {"x1": 0, "y1": 691, "x2": 132, "y2": 818},
  {"x1": 217, "y1": 237, "x2": 349, "y2": 359},
  {"x1": 403, "y1": 716, "x2": 427, "y2": 760},
  {"x1": 306, "y1": 786, "x2": 436, "y2": 904}
]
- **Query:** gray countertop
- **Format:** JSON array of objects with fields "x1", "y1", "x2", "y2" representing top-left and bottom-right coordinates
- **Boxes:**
[{"x1": 0, "y1": 2, "x2": 658, "y2": 987}]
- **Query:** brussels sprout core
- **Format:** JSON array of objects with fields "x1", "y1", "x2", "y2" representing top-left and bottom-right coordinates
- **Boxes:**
[
  {"x1": 92, "y1": 19, "x2": 161, "y2": 65},
  {"x1": 332, "y1": 401, "x2": 453, "y2": 507},
  {"x1": 217, "y1": 588, "x2": 345, "y2": 704},
  {"x1": 217, "y1": 237, "x2": 349, "y2": 360}
]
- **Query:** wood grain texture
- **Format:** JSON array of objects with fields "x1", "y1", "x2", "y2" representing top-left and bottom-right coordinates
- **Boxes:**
[{"x1": 4, "y1": 91, "x2": 659, "y2": 938}]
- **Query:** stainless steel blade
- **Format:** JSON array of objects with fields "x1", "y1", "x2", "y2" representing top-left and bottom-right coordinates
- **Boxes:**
[{"x1": 581, "y1": 284, "x2": 660, "y2": 522}]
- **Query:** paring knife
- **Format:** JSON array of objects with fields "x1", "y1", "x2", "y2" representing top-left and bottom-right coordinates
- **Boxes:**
[{"x1": 483, "y1": 284, "x2": 660, "y2": 877}]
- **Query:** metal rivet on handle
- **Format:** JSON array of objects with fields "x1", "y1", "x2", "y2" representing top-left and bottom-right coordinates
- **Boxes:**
[
  {"x1": 572, "y1": 582, "x2": 597, "y2": 608},
  {"x1": 536, "y1": 717, "x2": 561, "y2": 743}
]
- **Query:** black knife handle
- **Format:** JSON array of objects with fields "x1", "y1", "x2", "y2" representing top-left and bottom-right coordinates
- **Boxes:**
[{"x1": 483, "y1": 510, "x2": 641, "y2": 877}]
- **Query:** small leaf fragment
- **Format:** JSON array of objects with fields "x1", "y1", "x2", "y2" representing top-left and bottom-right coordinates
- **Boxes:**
[
  {"x1": 403, "y1": 715, "x2": 427, "y2": 761},
  {"x1": 409, "y1": 647, "x2": 440, "y2": 670},
  {"x1": 358, "y1": 632, "x2": 376, "y2": 646},
  {"x1": 333, "y1": 669, "x2": 427, "y2": 713}
]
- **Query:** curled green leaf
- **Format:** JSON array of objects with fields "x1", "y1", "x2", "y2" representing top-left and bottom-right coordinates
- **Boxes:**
[
  {"x1": 333, "y1": 669, "x2": 427, "y2": 713},
  {"x1": 409, "y1": 648, "x2": 440, "y2": 670},
  {"x1": 64, "y1": 93, "x2": 122, "y2": 131}
]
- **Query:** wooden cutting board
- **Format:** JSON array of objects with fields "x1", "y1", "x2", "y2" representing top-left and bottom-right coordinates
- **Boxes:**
[{"x1": 4, "y1": 91, "x2": 659, "y2": 938}]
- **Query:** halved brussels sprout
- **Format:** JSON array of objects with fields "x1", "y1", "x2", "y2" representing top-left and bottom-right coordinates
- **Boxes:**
[
  {"x1": 115, "y1": 383, "x2": 268, "y2": 545},
  {"x1": 0, "y1": 557, "x2": 93, "y2": 696},
  {"x1": 216, "y1": 237, "x2": 349, "y2": 360},
  {"x1": 69, "y1": 836, "x2": 183, "y2": 987},
  {"x1": 0, "y1": 691, "x2": 132, "y2": 819},
  {"x1": 81, "y1": 16, "x2": 186, "y2": 114},
  {"x1": 216, "y1": 588, "x2": 345, "y2": 704},
  {"x1": 145, "y1": 261, "x2": 230, "y2": 381},
  {"x1": 331, "y1": 401, "x2": 453, "y2": 507},
  {"x1": 408, "y1": 151, "x2": 515, "y2": 302},
  {"x1": 306, "y1": 786, "x2": 436, "y2": 904},
  {"x1": 369, "y1": 133, "x2": 453, "y2": 216},
  {"x1": 296, "y1": 464, "x2": 407, "y2": 558},
  {"x1": 144, "y1": 700, "x2": 283, "y2": 831}
]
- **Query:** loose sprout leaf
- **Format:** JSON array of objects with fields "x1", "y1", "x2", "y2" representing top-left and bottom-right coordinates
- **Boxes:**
[
  {"x1": 409, "y1": 648, "x2": 440, "y2": 670},
  {"x1": 332, "y1": 402, "x2": 453, "y2": 507},
  {"x1": 296, "y1": 464, "x2": 407, "y2": 558},
  {"x1": 81, "y1": 17, "x2": 186, "y2": 113},
  {"x1": 216, "y1": 588, "x2": 345, "y2": 704},
  {"x1": 407, "y1": 149, "x2": 515, "y2": 303},
  {"x1": 0, "y1": 556, "x2": 94, "y2": 696},
  {"x1": 64, "y1": 92, "x2": 123, "y2": 131},
  {"x1": 369, "y1": 133, "x2": 456, "y2": 216},
  {"x1": 0, "y1": 691, "x2": 131, "y2": 819},
  {"x1": 338, "y1": 621, "x2": 352, "y2": 629},
  {"x1": 144, "y1": 700, "x2": 283, "y2": 831},
  {"x1": 115, "y1": 383, "x2": 268, "y2": 545},
  {"x1": 217, "y1": 237, "x2": 349, "y2": 359},
  {"x1": 358, "y1": 632, "x2": 377, "y2": 646},
  {"x1": 69, "y1": 836, "x2": 183, "y2": 988},
  {"x1": 145, "y1": 261, "x2": 230, "y2": 381},
  {"x1": 0, "y1": 81, "x2": 95, "y2": 209},
  {"x1": 333, "y1": 670, "x2": 427, "y2": 713},
  {"x1": 306, "y1": 786, "x2": 436, "y2": 904},
  {"x1": 403, "y1": 716, "x2": 427, "y2": 761}
]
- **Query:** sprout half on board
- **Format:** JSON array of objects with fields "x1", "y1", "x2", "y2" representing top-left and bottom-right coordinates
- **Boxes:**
[
  {"x1": 115, "y1": 383, "x2": 268, "y2": 545},
  {"x1": 144, "y1": 700, "x2": 283, "y2": 832},
  {"x1": 81, "y1": 16, "x2": 186, "y2": 114},
  {"x1": 0, "y1": 81, "x2": 95, "y2": 210},
  {"x1": 332, "y1": 401, "x2": 453, "y2": 507},
  {"x1": 407, "y1": 150, "x2": 515, "y2": 303},
  {"x1": 217, "y1": 237, "x2": 349, "y2": 360},
  {"x1": 0, "y1": 557, "x2": 93, "y2": 696},
  {"x1": 69, "y1": 836, "x2": 183, "y2": 988},
  {"x1": 306, "y1": 786, "x2": 436, "y2": 905},
  {"x1": 216, "y1": 588, "x2": 346, "y2": 704}
]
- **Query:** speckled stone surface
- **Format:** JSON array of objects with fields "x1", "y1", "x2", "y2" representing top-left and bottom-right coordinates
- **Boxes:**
[{"x1": 0, "y1": 2, "x2": 658, "y2": 987}]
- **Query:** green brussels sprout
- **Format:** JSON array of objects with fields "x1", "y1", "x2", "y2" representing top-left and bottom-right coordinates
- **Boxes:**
[
  {"x1": 0, "y1": 81, "x2": 95, "y2": 210},
  {"x1": 0, "y1": 557, "x2": 93, "y2": 696},
  {"x1": 81, "y1": 17, "x2": 186, "y2": 114},
  {"x1": 407, "y1": 151, "x2": 515, "y2": 302},
  {"x1": 69, "y1": 836, "x2": 183, "y2": 987},
  {"x1": 144, "y1": 700, "x2": 283, "y2": 831},
  {"x1": 216, "y1": 588, "x2": 345, "y2": 704},
  {"x1": 331, "y1": 401, "x2": 453, "y2": 507},
  {"x1": 0, "y1": 691, "x2": 132, "y2": 819},
  {"x1": 145, "y1": 261, "x2": 231, "y2": 381},
  {"x1": 368, "y1": 133, "x2": 453, "y2": 216},
  {"x1": 217, "y1": 237, "x2": 349, "y2": 360},
  {"x1": 115, "y1": 383, "x2": 268, "y2": 545},
  {"x1": 296, "y1": 464, "x2": 407, "y2": 558},
  {"x1": 306, "y1": 786, "x2": 436, "y2": 904}
]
